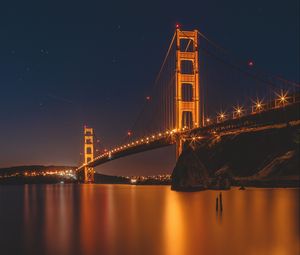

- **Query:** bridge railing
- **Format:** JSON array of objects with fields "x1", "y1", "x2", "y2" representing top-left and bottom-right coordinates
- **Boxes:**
[{"x1": 203, "y1": 92, "x2": 300, "y2": 127}]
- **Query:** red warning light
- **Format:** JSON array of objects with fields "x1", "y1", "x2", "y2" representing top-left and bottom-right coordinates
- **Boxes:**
[
  {"x1": 248, "y1": 60, "x2": 254, "y2": 67},
  {"x1": 146, "y1": 96, "x2": 151, "y2": 100},
  {"x1": 127, "y1": 131, "x2": 132, "y2": 136},
  {"x1": 176, "y1": 24, "x2": 180, "y2": 29}
]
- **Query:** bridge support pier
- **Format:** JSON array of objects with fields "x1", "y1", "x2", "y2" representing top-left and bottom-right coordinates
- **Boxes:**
[{"x1": 84, "y1": 126, "x2": 95, "y2": 183}]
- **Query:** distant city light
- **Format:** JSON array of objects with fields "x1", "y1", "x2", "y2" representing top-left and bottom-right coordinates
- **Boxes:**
[{"x1": 130, "y1": 178, "x2": 137, "y2": 184}]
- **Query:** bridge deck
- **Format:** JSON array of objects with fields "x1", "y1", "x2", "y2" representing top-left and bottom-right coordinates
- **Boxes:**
[{"x1": 77, "y1": 102, "x2": 300, "y2": 172}]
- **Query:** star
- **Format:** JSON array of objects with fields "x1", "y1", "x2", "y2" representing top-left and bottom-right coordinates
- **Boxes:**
[{"x1": 40, "y1": 49, "x2": 49, "y2": 55}]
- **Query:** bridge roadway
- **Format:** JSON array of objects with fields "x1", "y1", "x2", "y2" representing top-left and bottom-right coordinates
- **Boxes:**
[{"x1": 77, "y1": 101, "x2": 300, "y2": 172}]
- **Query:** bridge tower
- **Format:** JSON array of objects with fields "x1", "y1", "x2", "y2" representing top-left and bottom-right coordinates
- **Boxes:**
[
  {"x1": 175, "y1": 28, "x2": 201, "y2": 158},
  {"x1": 83, "y1": 126, "x2": 94, "y2": 183}
]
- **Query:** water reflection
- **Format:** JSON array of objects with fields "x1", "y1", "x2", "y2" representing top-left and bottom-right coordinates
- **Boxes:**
[
  {"x1": 0, "y1": 185, "x2": 299, "y2": 255},
  {"x1": 164, "y1": 192, "x2": 184, "y2": 255}
]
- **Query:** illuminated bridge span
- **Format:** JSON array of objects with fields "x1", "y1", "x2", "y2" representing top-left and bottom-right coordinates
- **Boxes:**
[{"x1": 77, "y1": 26, "x2": 300, "y2": 183}]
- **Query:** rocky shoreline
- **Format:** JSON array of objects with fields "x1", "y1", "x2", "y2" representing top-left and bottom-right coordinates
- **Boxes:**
[{"x1": 171, "y1": 124, "x2": 300, "y2": 191}]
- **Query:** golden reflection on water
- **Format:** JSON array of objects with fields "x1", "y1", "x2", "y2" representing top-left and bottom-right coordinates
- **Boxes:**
[
  {"x1": 164, "y1": 192, "x2": 185, "y2": 255},
  {"x1": 2, "y1": 185, "x2": 298, "y2": 255}
]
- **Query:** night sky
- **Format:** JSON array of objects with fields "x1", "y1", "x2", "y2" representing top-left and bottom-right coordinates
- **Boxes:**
[{"x1": 0, "y1": 1, "x2": 299, "y2": 175}]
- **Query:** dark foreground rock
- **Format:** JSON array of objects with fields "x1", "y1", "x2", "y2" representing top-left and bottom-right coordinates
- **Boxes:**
[
  {"x1": 171, "y1": 148, "x2": 209, "y2": 191},
  {"x1": 171, "y1": 124, "x2": 300, "y2": 191}
]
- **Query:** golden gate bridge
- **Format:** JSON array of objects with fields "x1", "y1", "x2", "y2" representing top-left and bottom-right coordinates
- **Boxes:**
[{"x1": 77, "y1": 26, "x2": 300, "y2": 183}]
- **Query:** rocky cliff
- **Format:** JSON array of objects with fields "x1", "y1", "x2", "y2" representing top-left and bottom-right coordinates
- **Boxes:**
[{"x1": 171, "y1": 124, "x2": 300, "y2": 191}]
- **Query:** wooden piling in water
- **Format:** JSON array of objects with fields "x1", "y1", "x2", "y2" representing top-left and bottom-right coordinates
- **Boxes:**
[{"x1": 219, "y1": 192, "x2": 223, "y2": 211}]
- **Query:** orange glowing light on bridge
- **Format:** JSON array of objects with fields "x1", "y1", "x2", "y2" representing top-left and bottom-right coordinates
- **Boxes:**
[
  {"x1": 217, "y1": 111, "x2": 226, "y2": 123},
  {"x1": 233, "y1": 105, "x2": 244, "y2": 118},
  {"x1": 275, "y1": 90, "x2": 290, "y2": 107},
  {"x1": 251, "y1": 98, "x2": 264, "y2": 113}
]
